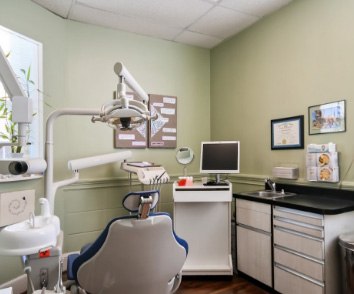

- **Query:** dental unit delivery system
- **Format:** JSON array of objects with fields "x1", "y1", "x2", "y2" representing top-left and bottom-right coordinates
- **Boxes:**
[
  {"x1": 0, "y1": 59, "x2": 154, "y2": 293},
  {"x1": 45, "y1": 62, "x2": 151, "y2": 214}
]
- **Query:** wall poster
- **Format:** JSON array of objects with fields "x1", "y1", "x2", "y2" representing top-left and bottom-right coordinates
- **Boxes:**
[{"x1": 148, "y1": 94, "x2": 177, "y2": 148}]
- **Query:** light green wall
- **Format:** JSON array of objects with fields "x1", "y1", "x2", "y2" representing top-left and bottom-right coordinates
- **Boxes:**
[
  {"x1": 211, "y1": 0, "x2": 354, "y2": 186},
  {"x1": 2, "y1": 0, "x2": 354, "y2": 286},
  {"x1": 0, "y1": 0, "x2": 210, "y2": 284}
]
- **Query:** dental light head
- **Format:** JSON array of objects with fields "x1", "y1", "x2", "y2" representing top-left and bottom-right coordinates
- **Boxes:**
[{"x1": 92, "y1": 62, "x2": 151, "y2": 130}]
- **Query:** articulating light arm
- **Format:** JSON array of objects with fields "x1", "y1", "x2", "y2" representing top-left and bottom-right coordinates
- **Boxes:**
[
  {"x1": 0, "y1": 46, "x2": 33, "y2": 148},
  {"x1": 92, "y1": 62, "x2": 151, "y2": 130}
]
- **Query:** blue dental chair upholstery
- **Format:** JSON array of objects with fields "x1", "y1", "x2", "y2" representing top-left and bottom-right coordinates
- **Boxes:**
[{"x1": 67, "y1": 190, "x2": 188, "y2": 294}]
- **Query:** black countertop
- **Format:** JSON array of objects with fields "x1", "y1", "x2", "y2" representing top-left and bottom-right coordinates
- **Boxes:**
[{"x1": 234, "y1": 183, "x2": 354, "y2": 215}]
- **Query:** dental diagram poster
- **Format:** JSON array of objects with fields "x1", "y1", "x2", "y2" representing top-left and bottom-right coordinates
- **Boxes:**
[
  {"x1": 114, "y1": 93, "x2": 177, "y2": 148},
  {"x1": 148, "y1": 94, "x2": 177, "y2": 148}
]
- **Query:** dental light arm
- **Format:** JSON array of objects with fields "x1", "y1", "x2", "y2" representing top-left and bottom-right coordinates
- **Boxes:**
[
  {"x1": 92, "y1": 62, "x2": 151, "y2": 130},
  {"x1": 114, "y1": 62, "x2": 149, "y2": 103},
  {"x1": 68, "y1": 151, "x2": 132, "y2": 171},
  {"x1": 45, "y1": 63, "x2": 149, "y2": 213},
  {"x1": 0, "y1": 46, "x2": 32, "y2": 148}
]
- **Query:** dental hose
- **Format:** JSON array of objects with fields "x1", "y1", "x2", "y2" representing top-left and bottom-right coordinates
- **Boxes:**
[{"x1": 22, "y1": 256, "x2": 35, "y2": 294}]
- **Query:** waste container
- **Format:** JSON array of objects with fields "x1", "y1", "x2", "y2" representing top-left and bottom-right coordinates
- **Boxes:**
[{"x1": 339, "y1": 233, "x2": 354, "y2": 294}]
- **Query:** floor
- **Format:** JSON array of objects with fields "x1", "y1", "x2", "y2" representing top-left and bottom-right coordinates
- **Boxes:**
[{"x1": 176, "y1": 276, "x2": 270, "y2": 294}]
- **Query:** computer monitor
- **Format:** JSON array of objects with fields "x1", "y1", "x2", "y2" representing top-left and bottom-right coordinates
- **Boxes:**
[{"x1": 200, "y1": 141, "x2": 240, "y2": 184}]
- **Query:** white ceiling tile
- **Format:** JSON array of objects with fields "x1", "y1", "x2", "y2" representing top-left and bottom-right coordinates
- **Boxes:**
[
  {"x1": 31, "y1": 0, "x2": 294, "y2": 48},
  {"x1": 174, "y1": 31, "x2": 222, "y2": 48},
  {"x1": 189, "y1": 6, "x2": 259, "y2": 39},
  {"x1": 75, "y1": 0, "x2": 118, "y2": 13},
  {"x1": 32, "y1": 0, "x2": 73, "y2": 18},
  {"x1": 69, "y1": 4, "x2": 181, "y2": 40},
  {"x1": 109, "y1": 0, "x2": 213, "y2": 28},
  {"x1": 220, "y1": 0, "x2": 292, "y2": 17}
]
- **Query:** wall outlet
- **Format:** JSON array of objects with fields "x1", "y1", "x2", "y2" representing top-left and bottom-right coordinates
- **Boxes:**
[{"x1": 0, "y1": 190, "x2": 35, "y2": 227}]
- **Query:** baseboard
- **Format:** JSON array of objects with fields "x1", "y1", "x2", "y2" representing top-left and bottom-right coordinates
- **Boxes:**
[{"x1": 0, "y1": 252, "x2": 74, "y2": 294}]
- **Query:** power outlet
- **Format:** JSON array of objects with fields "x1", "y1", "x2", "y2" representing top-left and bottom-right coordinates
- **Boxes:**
[{"x1": 0, "y1": 189, "x2": 35, "y2": 227}]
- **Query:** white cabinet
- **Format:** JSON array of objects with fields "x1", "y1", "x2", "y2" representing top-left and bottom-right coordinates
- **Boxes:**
[
  {"x1": 273, "y1": 206, "x2": 354, "y2": 294},
  {"x1": 236, "y1": 199, "x2": 272, "y2": 287},
  {"x1": 173, "y1": 182, "x2": 232, "y2": 275}
]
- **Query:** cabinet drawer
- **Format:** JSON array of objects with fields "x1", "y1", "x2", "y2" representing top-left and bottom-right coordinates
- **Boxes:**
[
  {"x1": 274, "y1": 206, "x2": 323, "y2": 227},
  {"x1": 273, "y1": 218, "x2": 324, "y2": 238},
  {"x1": 274, "y1": 227, "x2": 324, "y2": 260},
  {"x1": 274, "y1": 247, "x2": 324, "y2": 281},
  {"x1": 274, "y1": 265, "x2": 324, "y2": 294},
  {"x1": 174, "y1": 189, "x2": 231, "y2": 202},
  {"x1": 236, "y1": 199, "x2": 271, "y2": 232}
]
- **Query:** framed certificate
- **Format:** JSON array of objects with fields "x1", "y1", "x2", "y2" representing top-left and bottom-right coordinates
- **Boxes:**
[{"x1": 271, "y1": 115, "x2": 304, "y2": 150}]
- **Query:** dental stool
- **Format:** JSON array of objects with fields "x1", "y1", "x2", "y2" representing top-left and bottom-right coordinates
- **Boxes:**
[{"x1": 67, "y1": 190, "x2": 188, "y2": 294}]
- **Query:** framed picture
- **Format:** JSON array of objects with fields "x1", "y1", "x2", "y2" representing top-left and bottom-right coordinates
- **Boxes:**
[
  {"x1": 308, "y1": 100, "x2": 346, "y2": 135},
  {"x1": 271, "y1": 115, "x2": 304, "y2": 150}
]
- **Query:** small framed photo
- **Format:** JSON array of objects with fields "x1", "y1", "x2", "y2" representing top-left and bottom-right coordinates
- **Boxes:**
[
  {"x1": 308, "y1": 100, "x2": 346, "y2": 135},
  {"x1": 271, "y1": 115, "x2": 304, "y2": 150}
]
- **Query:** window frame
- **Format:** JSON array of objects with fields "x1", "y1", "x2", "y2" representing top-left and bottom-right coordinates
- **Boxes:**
[{"x1": 0, "y1": 25, "x2": 43, "y2": 160}]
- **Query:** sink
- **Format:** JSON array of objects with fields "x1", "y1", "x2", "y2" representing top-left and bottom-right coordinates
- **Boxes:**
[
  {"x1": 0, "y1": 215, "x2": 60, "y2": 256},
  {"x1": 240, "y1": 190, "x2": 296, "y2": 199}
]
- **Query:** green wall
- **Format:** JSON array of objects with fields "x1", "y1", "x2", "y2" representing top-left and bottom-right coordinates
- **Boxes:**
[
  {"x1": 211, "y1": 0, "x2": 354, "y2": 187},
  {"x1": 0, "y1": 0, "x2": 210, "y2": 284}
]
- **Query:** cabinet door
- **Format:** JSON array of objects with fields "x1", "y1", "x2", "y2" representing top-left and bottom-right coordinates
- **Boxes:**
[{"x1": 237, "y1": 225, "x2": 272, "y2": 286}]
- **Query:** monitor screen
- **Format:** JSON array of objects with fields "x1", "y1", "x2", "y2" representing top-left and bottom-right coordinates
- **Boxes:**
[{"x1": 200, "y1": 141, "x2": 240, "y2": 174}]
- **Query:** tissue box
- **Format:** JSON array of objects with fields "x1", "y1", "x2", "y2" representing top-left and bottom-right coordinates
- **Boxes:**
[{"x1": 272, "y1": 167, "x2": 299, "y2": 179}]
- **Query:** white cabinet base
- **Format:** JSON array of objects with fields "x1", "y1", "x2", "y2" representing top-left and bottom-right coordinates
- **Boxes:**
[{"x1": 173, "y1": 182, "x2": 233, "y2": 276}]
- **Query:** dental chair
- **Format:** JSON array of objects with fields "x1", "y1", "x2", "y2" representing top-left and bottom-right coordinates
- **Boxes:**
[{"x1": 67, "y1": 190, "x2": 188, "y2": 294}]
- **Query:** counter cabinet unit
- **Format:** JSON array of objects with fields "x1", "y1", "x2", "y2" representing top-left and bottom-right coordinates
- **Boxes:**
[
  {"x1": 273, "y1": 206, "x2": 354, "y2": 294},
  {"x1": 173, "y1": 182, "x2": 233, "y2": 276},
  {"x1": 234, "y1": 195, "x2": 354, "y2": 294}
]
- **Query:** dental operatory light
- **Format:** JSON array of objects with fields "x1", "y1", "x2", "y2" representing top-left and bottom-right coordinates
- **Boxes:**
[{"x1": 91, "y1": 62, "x2": 152, "y2": 130}]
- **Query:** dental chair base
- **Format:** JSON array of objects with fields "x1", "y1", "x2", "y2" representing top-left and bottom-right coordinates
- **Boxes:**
[{"x1": 24, "y1": 231, "x2": 65, "y2": 293}]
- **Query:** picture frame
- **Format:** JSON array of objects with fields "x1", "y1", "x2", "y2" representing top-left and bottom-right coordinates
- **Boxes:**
[
  {"x1": 308, "y1": 100, "x2": 346, "y2": 135},
  {"x1": 271, "y1": 115, "x2": 304, "y2": 150}
]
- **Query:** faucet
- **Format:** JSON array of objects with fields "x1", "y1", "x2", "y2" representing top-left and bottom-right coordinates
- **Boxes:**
[
  {"x1": 265, "y1": 178, "x2": 276, "y2": 192},
  {"x1": 39, "y1": 198, "x2": 51, "y2": 217},
  {"x1": 29, "y1": 212, "x2": 35, "y2": 228}
]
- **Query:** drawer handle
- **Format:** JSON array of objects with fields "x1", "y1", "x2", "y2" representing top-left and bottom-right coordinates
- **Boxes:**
[
  {"x1": 275, "y1": 263, "x2": 324, "y2": 287},
  {"x1": 274, "y1": 226, "x2": 323, "y2": 242},
  {"x1": 237, "y1": 223, "x2": 271, "y2": 236}
]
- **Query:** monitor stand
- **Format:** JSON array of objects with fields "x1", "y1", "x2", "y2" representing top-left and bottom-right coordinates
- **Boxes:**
[{"x1": 204, "y1": 174, "x2": 228, "y2": 186}]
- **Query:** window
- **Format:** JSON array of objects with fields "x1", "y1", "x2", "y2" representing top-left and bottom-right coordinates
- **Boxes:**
[{"x1": 0, "y1": 25, "x2": 43, "y2": 159}]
